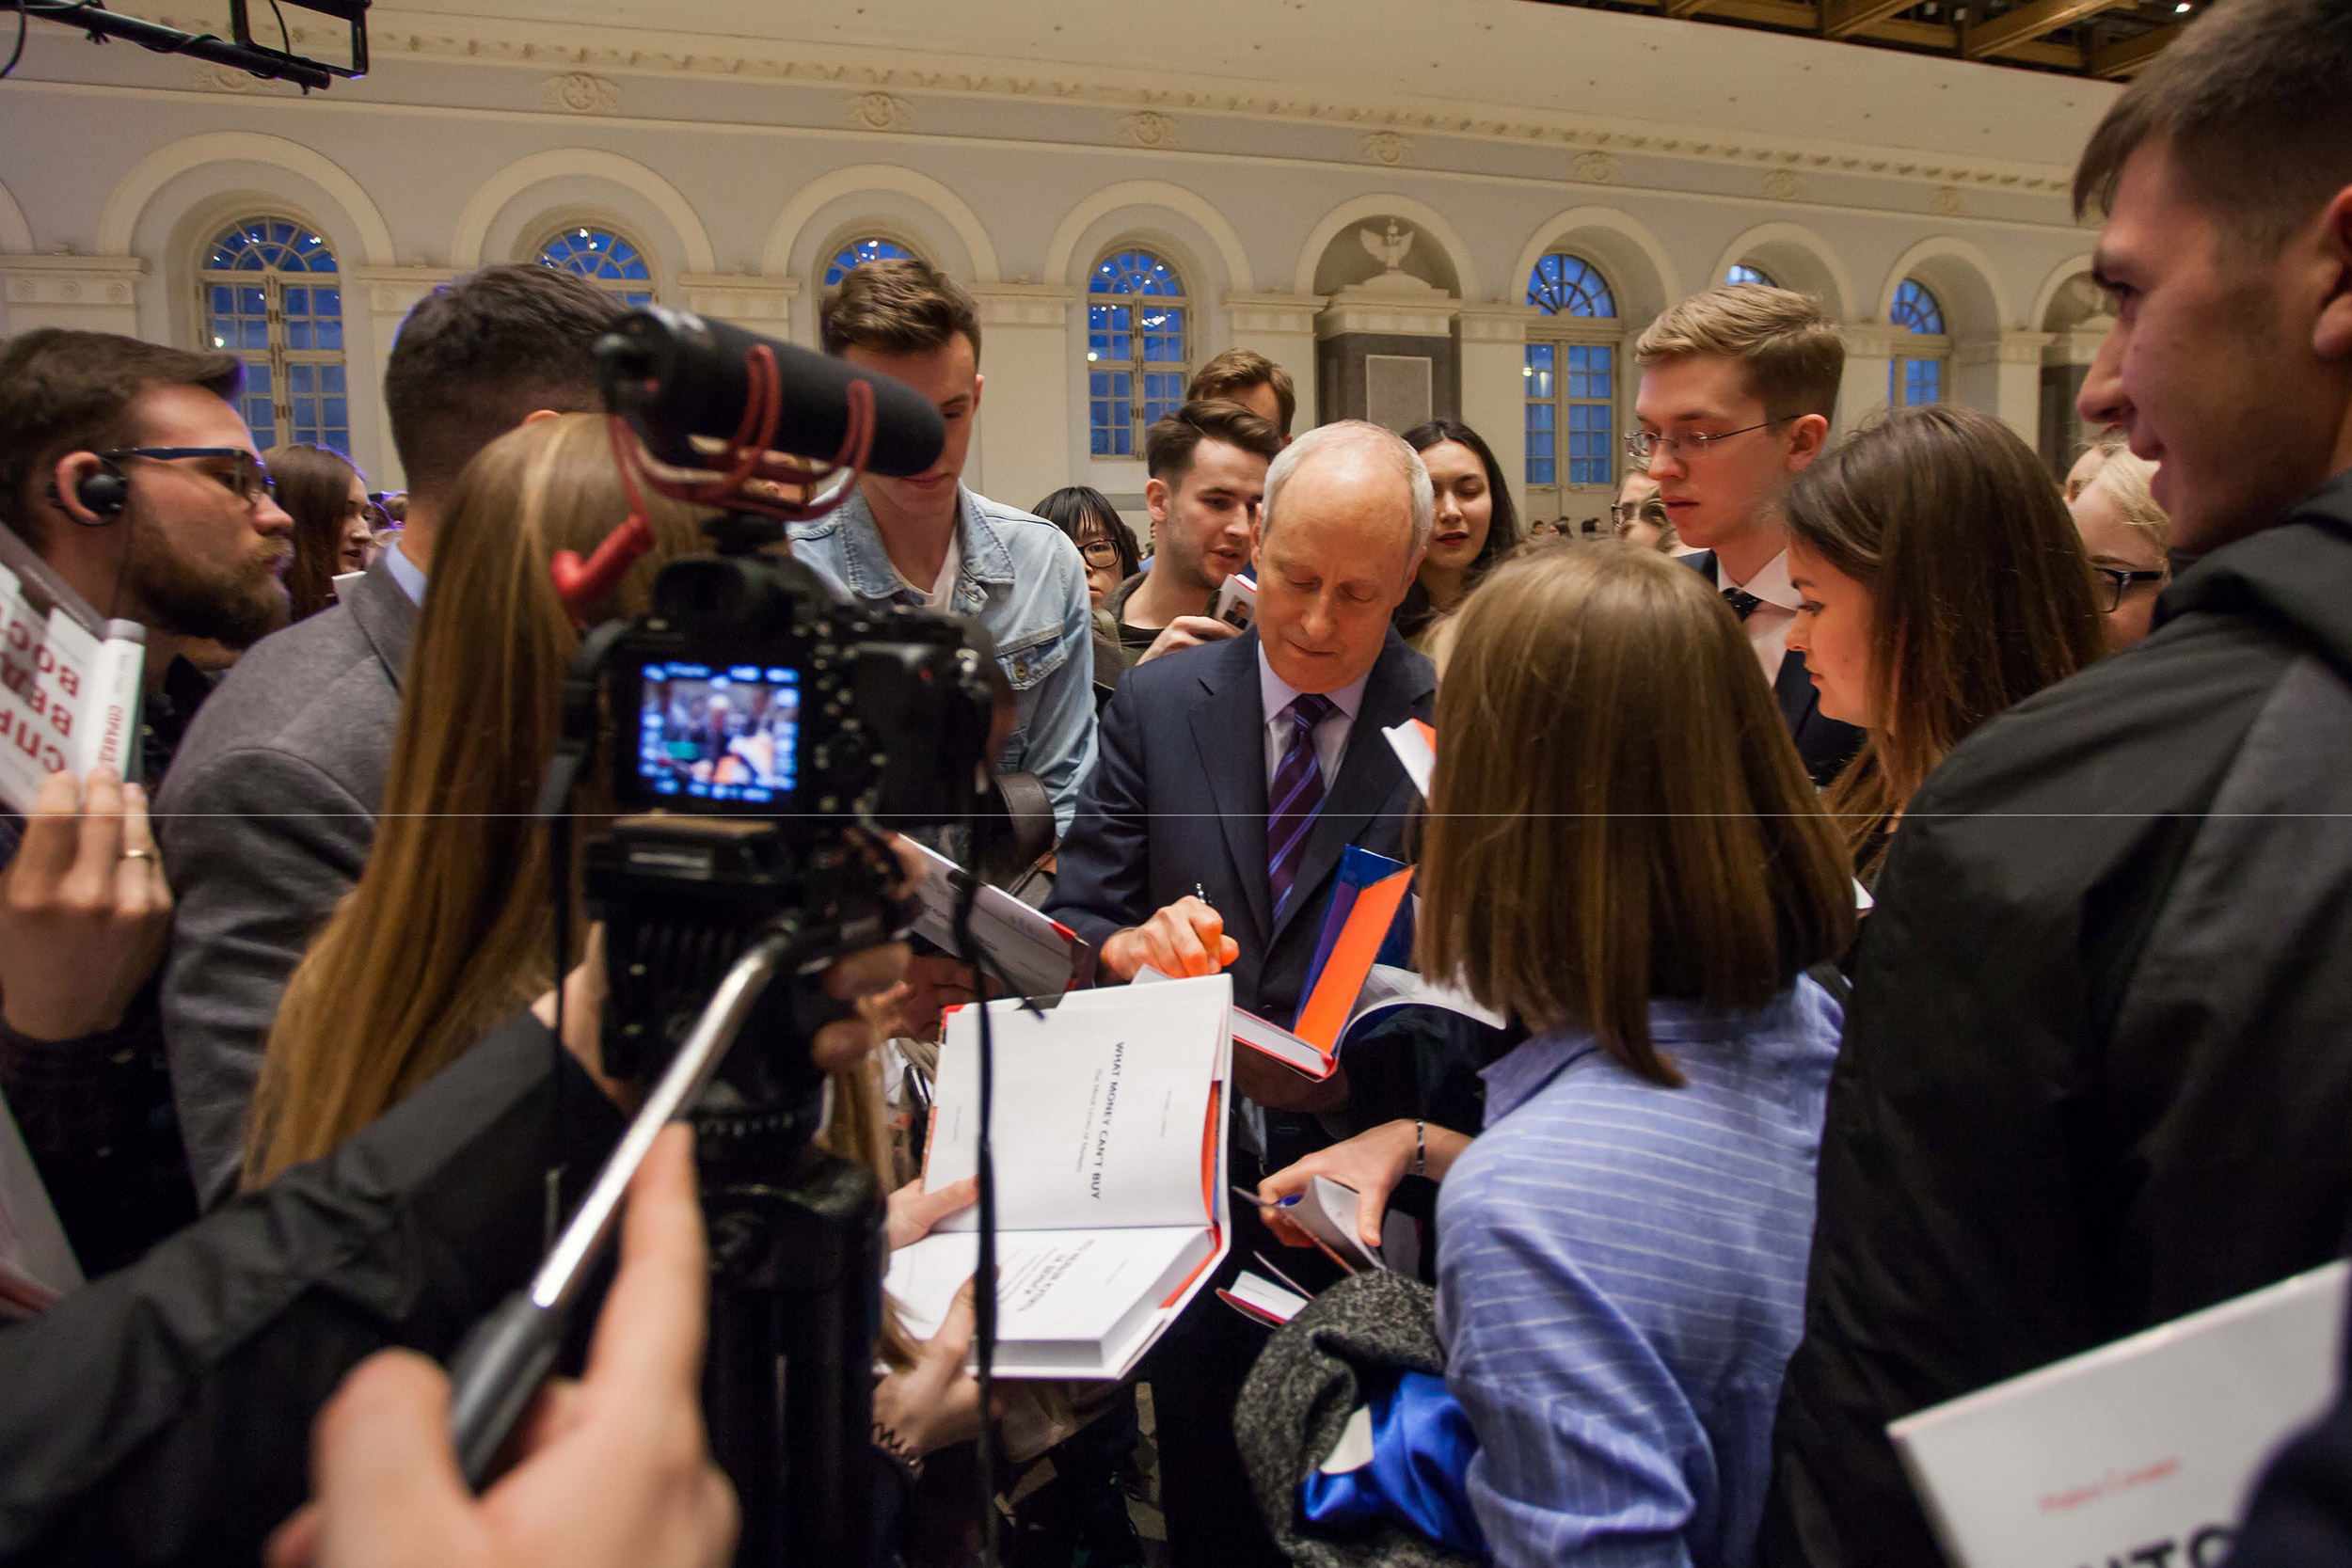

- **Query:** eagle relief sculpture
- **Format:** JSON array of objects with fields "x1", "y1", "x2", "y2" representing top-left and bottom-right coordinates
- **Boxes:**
[{"x1": 1359, "y1": 218, "x2": 1417, "y2": 273}]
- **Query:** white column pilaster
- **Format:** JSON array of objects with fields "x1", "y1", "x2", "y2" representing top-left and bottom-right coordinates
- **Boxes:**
[
  {"x1": 1222, "y1": 291, "x2": 1321, "y2": 432},
  {"x1": 1836, "y1": 322, "x2": 1899, "y2": 436},
  {"x1": 1, "y1": 255, "x2": 146, "y2": 339},
  {"x1": 679, "y1": 273, "x2": 801, "y2": 338},
  {"x1": 347, "y1": 266, "x2": 461, "y2": 487},
  {"x1": 1955, "y1": 328, "x2": 2053, "y2": 446},
  {"x1": 966, "y1": 283, "x2": 1075, "y2": 510},
  {"x1": 1454, "y1": 303, "x2": 1541, "y2": 526}
]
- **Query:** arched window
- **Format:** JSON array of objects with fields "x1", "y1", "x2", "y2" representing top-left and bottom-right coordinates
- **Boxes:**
[
  {"x1": 824, "y1": 236, "x2": 914, "y2": 286},
  {"x1": 1725, "y1": 263, "x2": 1776, "y2": 288},
  {"x1": 1889, "y1": 278, "x2": 1948, "y2": 407},
  {"x1": 1524, "y1": 253, "x2": 1619, "y2": 492},
  {"x1": 200, "y1": 218, "x2": 349, "y2": 451},
  {"x1": 1087, "y1": 248, "x2": 1189, "y2": 459},
  {"x1": 535, "y1": 225, "x2": 655, "y2": 307}
]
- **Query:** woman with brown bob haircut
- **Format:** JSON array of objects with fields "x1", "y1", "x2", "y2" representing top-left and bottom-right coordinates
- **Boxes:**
[
  {"x1": 1783, "y1": 404, "x2": 2106, "y2": 883},
  {"x1": 244, "y1": 415, "x2": 996, "y2": 1473},
  {"x1": 1259, "y1": 546, "x2": 1852, "y2": 1561}
]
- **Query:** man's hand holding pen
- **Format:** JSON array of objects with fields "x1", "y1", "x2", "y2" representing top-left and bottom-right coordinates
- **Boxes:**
[{"x1": 1099, "y1": 888, "x2": 1238, "y2": 982}]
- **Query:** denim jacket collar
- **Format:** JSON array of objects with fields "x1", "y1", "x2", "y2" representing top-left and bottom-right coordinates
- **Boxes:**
[{"x1": 823, "y1": 485, "x2": 1015, "y2": 611}]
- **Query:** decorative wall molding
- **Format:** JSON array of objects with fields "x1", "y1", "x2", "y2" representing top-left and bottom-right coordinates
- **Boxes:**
[
  {"x1": 1361, "y1": 132, "x2": 1413, "y2": 167},
  {"x1": 679, "y1": 272, "x2": 801, "y2": 326},
  {"x1": 2042, "y1": 325, "x2": 2108, "y2": 366},
  {"x1": 967, "y1": 281, "x2": 1075, "y2": 328},
  {"x1": 1837, "y1": 322, "x2": 1903, "y2": 356},
  {"x1": 1315, "y1": 287, "x2": 1458, "y2": 341},
  {"x1": 204, "y1": 7, "x2": 2081, "y2": 197},
  {"x1": 97, "y1": 131, "x2": 399, "y2": 266},
  {"x1": 1114, "y1": 112, "x2": 1178, "y2": 150},
  {"x1": 1294, "y1": 194, "x2": 1482, "y2": 303},
  {"x1": 1043, "y1": 181, "x2": 1257, "y2": 293},
  {"x1": 543, "y1": 72, "x2": 621, "y2": 114},
  {"x1": 1955, "y1": 327, "x2": 2054, "y2": 367},
  {"x1": 0, "y1": 254, "x2": 148, "y2": 307},
  {"x1": 447, "y1": 148, "x2": 717, "y2": 273},
  {"x1": 762, "y1": 164, "x2": 1002, "y2": 281},
  {"x1": 1764, "y1": 168, "x2": 1804, "y2": 201},
  {"x1": 1574, "y1": 151, "x2": 1620, "y2": 186},
  {"x1": 346, "y1": 263, "x2": 462, "y2": 315},
  {"x1": 191, "y1": 62, "x2": 265, "y2": 93},
  {"x1": 1223, "y1": 292, "x2": 1318, "y2": 336},
  {"x1": 1454, "y1": 303, "x2": 1543, "y2": 343},
  {"x1": 1931, "y1": 185, "x2": 1966, "y2": 218},
  {"x1": 845, "y1": 92, "x2": 913, "y2": 133}
]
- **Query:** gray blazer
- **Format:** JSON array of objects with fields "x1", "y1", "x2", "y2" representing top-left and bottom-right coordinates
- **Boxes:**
[{"x1": 156, "y1": 555, "x2": 416, "y2": 1207}]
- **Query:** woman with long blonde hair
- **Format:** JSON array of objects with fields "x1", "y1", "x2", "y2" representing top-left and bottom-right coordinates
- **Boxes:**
[{"x1": 244, "y1": 414, "x2": 992, "y2": 1468}]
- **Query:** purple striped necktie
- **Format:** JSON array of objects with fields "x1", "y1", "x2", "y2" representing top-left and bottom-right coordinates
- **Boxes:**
[{"x1": 1268, "y1": 691, "x2": 1338, "y2": 913}]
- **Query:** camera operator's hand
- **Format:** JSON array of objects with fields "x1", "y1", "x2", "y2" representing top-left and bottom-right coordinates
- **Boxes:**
[
  {"x1": 1135, "y1": 615, "x2": 1239, "y2": 667},
  {"x1": 266, "y1": 1125, "x2": 736, "y2": 1568},
  {"x1": 886, "y1": 1174, "x2": 978, "y2": 1253},
  {"x1": 872, "y1": 1278, "x2": 1003, "y2": 1458},
  {"x1": 1099, "y1": 895, "x2": 1238, "y2": 982},
  {"x1": 0, "y1": 768, "x2": 171, "y2": 1040}
]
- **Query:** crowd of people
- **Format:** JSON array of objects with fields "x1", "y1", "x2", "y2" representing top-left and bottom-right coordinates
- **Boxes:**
[{"x1": 0, "y1": 0, "x2": 2348, "y2": 1562}]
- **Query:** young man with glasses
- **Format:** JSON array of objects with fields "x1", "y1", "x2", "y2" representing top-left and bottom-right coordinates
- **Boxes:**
[
  {"x1": 0, "y1": 329, "x2": 295, "y2": 1274},
  {"x1": 1100, "y1": 399, "x2": 1283, "y2": 677},
  {"x1": 1632, "y1": 285, "x2": 1862, "y2": 782}
]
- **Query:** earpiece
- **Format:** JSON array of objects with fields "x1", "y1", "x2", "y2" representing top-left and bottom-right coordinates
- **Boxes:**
[{"x1": 44, "y1": 459, "x2": 128, "y2": 524}]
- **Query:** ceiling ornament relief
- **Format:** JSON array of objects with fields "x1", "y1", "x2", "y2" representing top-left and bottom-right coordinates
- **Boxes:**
[
  {"x1": 543, "y1": 71, "x2": 621, "y2": 113},
  {"x1": 845, "y1": 92, "x2": 913, "y2": 132},
  {"x1": 140, "y1": 8, "x2": 2080, "y2": 197},
  {"x1": 1361, "y1": 132, "x2": 1414, "y2": 167},
  {"x1": 1114, "y1": 111, "x2": 1178, "y2": 149}
]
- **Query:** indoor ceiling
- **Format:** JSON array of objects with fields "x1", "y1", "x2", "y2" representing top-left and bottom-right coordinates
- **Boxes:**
[{"x1": 1525, "y1": 0, "x2": 2194, "y2": 77}]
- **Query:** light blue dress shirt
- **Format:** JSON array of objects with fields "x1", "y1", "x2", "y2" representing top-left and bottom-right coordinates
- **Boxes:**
[
  {"x1": 382, "y1": 536, "x2": 427, "y2": 606},
  {"x1": 788, "y1": 484, "x2": 1098, "y2": 833},
  {"x1": 1436, "y1": 978, "x2": 1844, "y2": 1568}
]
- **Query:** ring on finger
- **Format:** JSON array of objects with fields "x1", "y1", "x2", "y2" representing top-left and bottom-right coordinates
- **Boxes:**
[{"x1": 120, "y1": 847, "x2": 156, "y2": 862}]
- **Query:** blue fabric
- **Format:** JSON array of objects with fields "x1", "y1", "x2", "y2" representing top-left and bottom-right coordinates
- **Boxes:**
[
  {"x1": 789, "y1": 484, "x2": 1098, "y2": 832},
  {"x1": 1300, "y1": 1370, "x2": 1487, "y2": 1555},
  {"x1": 382, "y1": 536, "x2": 427, "y2": 606},
  {"x1": 1435, "y1": 979, "x2": 1844, "y2": 1568}
]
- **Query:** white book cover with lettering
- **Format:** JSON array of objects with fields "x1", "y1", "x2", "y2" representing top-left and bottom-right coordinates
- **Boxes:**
[
  {"x1": 0, "y1": 527, "x2": 147, "y2": 814},
  {"x1": 1889, "y1": 1259, "x2": 2347, "y2": 1568},
  {"x1": 886, "y1": 975, "x2": 1232, "y2": 1378}
]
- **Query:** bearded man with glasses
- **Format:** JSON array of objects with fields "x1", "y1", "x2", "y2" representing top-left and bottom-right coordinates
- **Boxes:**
[
  {"x1": 1631, "y1": 285, "x2": 1864, "y2": 783},
  {"x1": 0, "y1": 329, "x2": 296, "y2": 1275}
]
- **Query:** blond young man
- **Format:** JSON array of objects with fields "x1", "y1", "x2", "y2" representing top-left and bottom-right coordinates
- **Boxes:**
[{"x1": 1632, "y1": 285, "x2": 1862, "y2": 782}]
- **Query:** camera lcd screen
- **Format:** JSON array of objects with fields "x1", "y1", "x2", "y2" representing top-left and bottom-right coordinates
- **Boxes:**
[{"x1": 635, "y1": 661, "x2": 801, "y2": 805}]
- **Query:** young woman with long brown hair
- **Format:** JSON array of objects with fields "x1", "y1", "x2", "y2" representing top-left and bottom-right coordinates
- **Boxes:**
[
  {"x1": 1260, "y1": 546, "x2": 1854, "y2": 1562},
  {"x1": 1783, "y1": 404, "x2": 2106, "y2": 883},
  {"x1": 243, "y1": 414, "x2": 993, "y2": 1471},
  {"x1": 262, "y1": 443, "x2": 374, "y2": 622}
]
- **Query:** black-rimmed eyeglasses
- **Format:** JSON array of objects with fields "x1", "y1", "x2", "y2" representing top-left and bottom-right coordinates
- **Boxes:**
[
  {"x1": 1077, "y1": 538, "x2": 1123, "y2": 568},
  {"x1": 1624, "y1": 418, "x2": 1796, "y2": 463},
  {"x1": 2093, "y1": 565, "x2": 2166, "y2": 613},
  {"x1": 97, "y1": 447, "x2": 276, "y2": 506}
]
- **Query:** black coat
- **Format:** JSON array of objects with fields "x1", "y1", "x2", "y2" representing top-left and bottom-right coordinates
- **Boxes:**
[
  {"x1": 1680, "y1": 550, "x2": 1863, "y2": 784},
  {"x1": 1766, "y1": 469, "x2": 2352, "y2": 1567},
  {"x1": 0, "y1": 1010, "x2": 623, "y2": 1565}
]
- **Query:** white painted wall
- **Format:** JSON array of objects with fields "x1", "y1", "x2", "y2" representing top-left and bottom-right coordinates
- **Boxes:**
[{"x1": 1, "y1": 0, "x2": 2114, "y2": 515}]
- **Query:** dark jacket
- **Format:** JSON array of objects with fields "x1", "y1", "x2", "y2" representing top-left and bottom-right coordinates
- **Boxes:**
[
  {"x1": 1680, "y1": 550, "x2": 1863, "y2": 785},
  {"x1": 155, "y1": 553, "x2": 416, "y2": 1207},
  {"x1": 1766, "y1": 469, "x2": 2352, "y2": 1568},
  {"x1": 0, "y1": 1008, "x2": 622, "y2": 1566},
  {"x1": 1046, "y1": 625, "x2": 1436, "y2": 1035}
]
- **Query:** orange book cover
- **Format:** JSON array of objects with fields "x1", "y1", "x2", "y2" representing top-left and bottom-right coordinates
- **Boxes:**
[{"x1": 1290, "y1": 865, "x2": 1414, "y2": 1050}]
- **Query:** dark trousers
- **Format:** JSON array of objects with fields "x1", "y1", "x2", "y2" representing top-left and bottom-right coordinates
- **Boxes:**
[{"x1": 1147, "y1": 1151, "x2": 1344, "y2": 1568}]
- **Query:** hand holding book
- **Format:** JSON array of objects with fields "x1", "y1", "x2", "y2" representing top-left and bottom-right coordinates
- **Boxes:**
[{"x1": 1255, "y1": 1118, "x2": 1471, "y2": 1251}]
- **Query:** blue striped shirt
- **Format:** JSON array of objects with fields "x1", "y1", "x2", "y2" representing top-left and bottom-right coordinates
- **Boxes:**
[{"x1": 1435, "y1": 979, "x2": 1843, "y2": 1567}]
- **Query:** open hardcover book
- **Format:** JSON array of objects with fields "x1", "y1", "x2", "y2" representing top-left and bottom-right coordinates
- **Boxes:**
[
  {"x1": 884, "y1": 975, "x2": 1232, "y2": 1379},
  {"x1": 0, "y1": 524, "x2": 146, "y2": 815},
  {"x1": 1137, "y1": 961, "x2": 1502, "y2": 1082}
]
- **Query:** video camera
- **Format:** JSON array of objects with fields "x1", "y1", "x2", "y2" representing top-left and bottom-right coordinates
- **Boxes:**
[{"x1": 450, "y1": 307, "x2": 1002, "y2": 1566}]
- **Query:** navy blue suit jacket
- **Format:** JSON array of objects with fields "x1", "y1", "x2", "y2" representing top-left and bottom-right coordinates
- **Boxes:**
[
  {"x1": 1683, "y1": 549, "x2": 1865, "y2": 784},
  {"x1": 1046, "y1": 625, "x2": 1437, "y2": 1029}
]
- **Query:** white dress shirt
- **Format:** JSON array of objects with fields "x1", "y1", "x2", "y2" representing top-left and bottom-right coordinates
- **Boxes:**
[
  {"x1": 1257, "y1": 642, "x2": 1369, "y2": 792},
  {"x1": 1712, "y1": 549, "x2": 1803, "y2": 686}
]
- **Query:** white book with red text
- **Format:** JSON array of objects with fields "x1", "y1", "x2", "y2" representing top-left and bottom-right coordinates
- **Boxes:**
[
  {"x1": 884, "y1": 976, "x2": 1232, "y2": 1378},
  {"x1": 1889, "y1": 1260, "x2": 2347, "y2": 1568},
  {"x1": 0, "y1": 525, "x2": 146, "y2": 815}
]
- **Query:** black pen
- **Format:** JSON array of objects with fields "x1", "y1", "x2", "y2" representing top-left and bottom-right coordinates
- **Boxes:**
[{"x1": 1194, "y1": 881, "x2": 1213, "y2": 907}]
